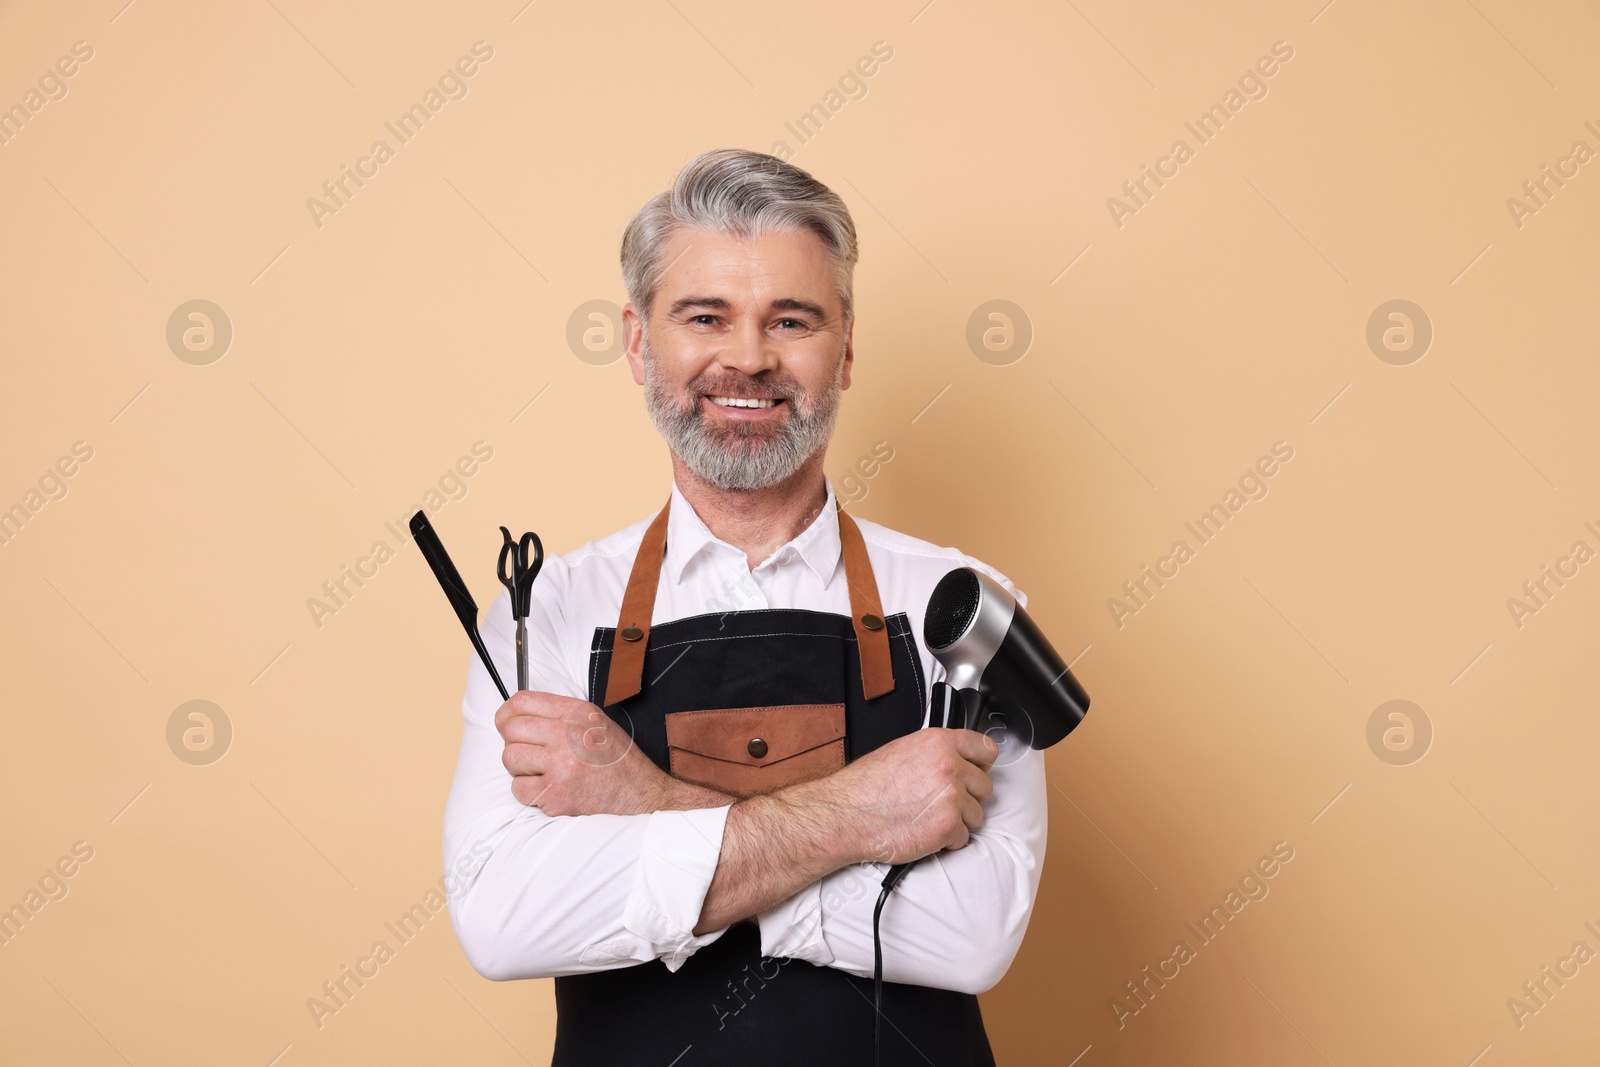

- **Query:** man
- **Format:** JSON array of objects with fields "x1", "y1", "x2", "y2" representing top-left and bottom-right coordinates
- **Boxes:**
[{"x1": 443, "y1": 148, "x2": 1047, "y2": 1065}]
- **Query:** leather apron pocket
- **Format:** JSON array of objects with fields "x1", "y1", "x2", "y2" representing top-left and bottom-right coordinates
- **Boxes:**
[{"x1": 665, "y1": 703, "x2": 845, "y2": 798}]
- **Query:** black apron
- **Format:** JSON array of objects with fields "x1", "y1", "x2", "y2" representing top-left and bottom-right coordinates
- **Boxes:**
[{"x1": 551, "y1": 492, "x2": 997, "y2": 1066}]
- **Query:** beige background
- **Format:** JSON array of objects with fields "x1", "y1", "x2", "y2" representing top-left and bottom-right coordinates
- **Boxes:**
[{"x1": 3, "y1": 0, "x2": 1598, "y2": 1063}]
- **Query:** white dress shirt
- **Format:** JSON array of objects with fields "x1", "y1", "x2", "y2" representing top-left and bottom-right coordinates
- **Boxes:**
[{"x1": 443, "y1": 474, "x2": 1047, "y2": 996}]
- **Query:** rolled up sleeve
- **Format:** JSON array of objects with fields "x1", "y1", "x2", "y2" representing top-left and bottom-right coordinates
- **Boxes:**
[
  {"x1": 620, "y1": 806, "x2": 733, "y2": 970},
  {"x1": 755, "y1": 736, "x2": 1046, "y2": 994},
  {"x1": 755, "y1": 879, "x2": 829, "y2": 964}
]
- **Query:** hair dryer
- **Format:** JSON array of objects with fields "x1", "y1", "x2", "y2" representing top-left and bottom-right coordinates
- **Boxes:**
[
  {"x1": 869, "y1": 566, "x2": 1091, "y2": 1065},
  {"x1": 923, "y1": 565, "x2": 1091, "y2": 747}
]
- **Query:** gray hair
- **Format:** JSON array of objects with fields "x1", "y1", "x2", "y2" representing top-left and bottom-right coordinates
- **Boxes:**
[{"x1": 620, "y1": 148, "x2": 859, "y2": 331}]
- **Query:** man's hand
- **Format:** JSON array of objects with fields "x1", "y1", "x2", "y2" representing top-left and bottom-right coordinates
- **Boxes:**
[
  {"x1": 495, "y1": 692, "x2": 732, "y2": 817},
  {"x1": 825, "y1": 727, "x2": 999, "y2": 865},
  {"x1": 693, "y1": 727, "x2": 999, "y2": 933}
]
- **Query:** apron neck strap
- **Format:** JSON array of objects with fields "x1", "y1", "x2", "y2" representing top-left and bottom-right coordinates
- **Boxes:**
[{"x1": 603, "y1": 490, "x2": 896, "y2": 707}]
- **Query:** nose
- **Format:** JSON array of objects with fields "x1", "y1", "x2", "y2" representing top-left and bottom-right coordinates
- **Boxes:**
[{"x1": 719, "y1": 315, "x2": 778, "y2": 377}]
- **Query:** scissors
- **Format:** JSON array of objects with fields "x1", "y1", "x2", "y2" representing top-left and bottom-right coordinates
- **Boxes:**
[{"x1": 497, "y1": 527, "x2": 544, "y2": 691}]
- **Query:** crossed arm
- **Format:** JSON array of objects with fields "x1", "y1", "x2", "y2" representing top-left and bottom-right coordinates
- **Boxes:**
[{"x1": 443, "y1": 593, "x2": 1046, "y2": 993}]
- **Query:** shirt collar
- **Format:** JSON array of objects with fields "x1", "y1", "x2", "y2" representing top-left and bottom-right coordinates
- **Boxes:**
[{"x1": 663, "y1": 476, "x2": 843, "y2": 590}]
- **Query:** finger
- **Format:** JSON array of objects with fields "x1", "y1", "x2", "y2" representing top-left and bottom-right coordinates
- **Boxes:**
[
  {"x1": 502, "y1": 741, "x2": 547, "y2": 778},
  {"x1": 953, "y1": 729, "x2": 999, "y2": 768},
  {"x1": 499, "y1": 714, "x2": 555, "y2": 747},
  {"x1": 495, "y1": 708, "x2": 548, "y2": 743},
  {"x1": 960, "y1": 762, "x2": 994, "y2": 804},
  {"x1": 946, "y1": 813, "x2": 973, "y2": 851},
  {"x1": 493, "y1": 698, "x2": 519, "y2": 733},
  {"x1": 510, "y1": 773, "x2": 547, "y2": 807},
  {"x1": 496, "y1": 691, "x2": 567, "y2": 729},
  {"x1": 958, "y1": 793, "x2": 986, "y2": 834}
]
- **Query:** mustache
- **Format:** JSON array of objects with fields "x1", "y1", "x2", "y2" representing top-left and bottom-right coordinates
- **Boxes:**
[{"x1": 690, "y1": 376, "x2": 800, "y2": 402}]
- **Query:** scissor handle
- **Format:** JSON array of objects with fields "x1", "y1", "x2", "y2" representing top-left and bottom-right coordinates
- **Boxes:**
[
  {"x1": 497, "y1": 527, "x2": 519, "y2": 595},
  {"x1": 515, "y1": 531, "x2": 542, "y2": 617},
  {"x1": 498, "y1": 526, "x2": 544, "y2": 619}
]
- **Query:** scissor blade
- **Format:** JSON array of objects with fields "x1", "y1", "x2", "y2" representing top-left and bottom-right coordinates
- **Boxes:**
[{"x1": 515, "y1": 617, "x2": 529, "y2": 692}]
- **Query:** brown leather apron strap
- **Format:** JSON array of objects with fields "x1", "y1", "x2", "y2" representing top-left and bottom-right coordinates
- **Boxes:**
[
  {"x1": 836, "y1": 505, "x2": 895, "y2": 700},
  {"x1": 602, "y1": 490, "x2": 896, "y2": 707},
  {"x1": 602, "y1": 495, "x2": 673, "y2": 707}
]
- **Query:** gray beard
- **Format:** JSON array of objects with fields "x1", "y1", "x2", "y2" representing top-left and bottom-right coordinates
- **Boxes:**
[{"x1": 641, "y1": 335, "x2": 844, "y2": 491}]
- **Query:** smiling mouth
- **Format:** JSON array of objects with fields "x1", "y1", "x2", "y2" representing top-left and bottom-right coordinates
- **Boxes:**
[{"x1": 705, "y1": 394, "x2": 783, "y2": 409}]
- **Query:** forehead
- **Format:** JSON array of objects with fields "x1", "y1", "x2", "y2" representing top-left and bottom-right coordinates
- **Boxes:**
[{"x1": 655, "y1": 225, "x2": 838, "y2": 311}]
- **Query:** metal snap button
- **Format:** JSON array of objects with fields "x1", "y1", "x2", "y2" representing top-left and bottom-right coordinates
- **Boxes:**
[
  {"x1": 620, "y1": 625, "x2": 644, "y2": 642},
  {"x1": 861, "y1": 613, "x2": 884, "y2": 631},
  {"x1": 747, "y1": 737, "x2": 768, "y2": 758}
]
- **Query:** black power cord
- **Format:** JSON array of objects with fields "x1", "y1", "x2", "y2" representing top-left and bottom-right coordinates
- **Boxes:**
[
  {"x1": 873, "y1": 682, "x2": 960, "y2": 1065},
  {"x1": 873, "y1": 861, "x2": 913, "y2": 1067}
]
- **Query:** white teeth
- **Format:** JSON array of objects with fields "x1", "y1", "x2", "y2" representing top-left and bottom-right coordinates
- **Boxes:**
[{"x1": 709, "y1": 395, "x2": 777, "y2": 408}]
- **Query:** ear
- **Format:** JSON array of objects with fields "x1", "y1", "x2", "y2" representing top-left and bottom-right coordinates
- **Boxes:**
[
  {"x1": 622, "y1": 303, "x2": 646, "y2": 386},
  {"x1": 840, "y1": 318, "x2": 854, "y2": 391}
]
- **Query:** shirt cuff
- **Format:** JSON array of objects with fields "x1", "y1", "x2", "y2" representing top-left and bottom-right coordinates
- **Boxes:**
[
  {"x1": 621, "y1": 805, "x2": 733, "y2": 972},
  {"x1": 756, "y1": 876, "x2": 833, "y2": 965}
]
